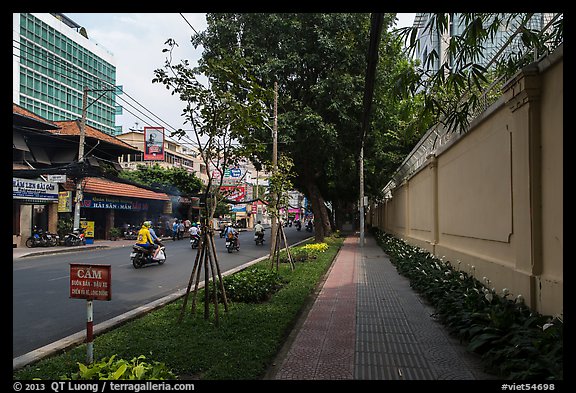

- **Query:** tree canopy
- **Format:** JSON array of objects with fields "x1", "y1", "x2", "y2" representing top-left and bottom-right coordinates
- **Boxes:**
[
  {"x1": 119, "y1": 163, "x2": 203, "y2": 196},
  {"x1": 192, "y1": 13, "x2": 427, "y2": 240}
]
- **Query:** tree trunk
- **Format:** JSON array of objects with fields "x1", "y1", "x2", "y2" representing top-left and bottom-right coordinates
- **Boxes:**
[{"x1": 304, "y1": 180, "x2": 332, "y2": 243}]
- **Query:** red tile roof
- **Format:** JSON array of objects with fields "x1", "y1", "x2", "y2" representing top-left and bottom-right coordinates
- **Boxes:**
[
  {"x1": 13, "y1": 103, "x2": 59, "y2": 128},
  {"x1": 52, "y1": 120, "x2": 138, "y2": 151},
  {"x1": 65, "y1": 177, "x2": 169, "y2": 201}
]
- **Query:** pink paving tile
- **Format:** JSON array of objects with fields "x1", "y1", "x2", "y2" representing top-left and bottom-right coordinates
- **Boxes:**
[{"x1": 273, "y1": 235, "x2": 358, "y2": 380}]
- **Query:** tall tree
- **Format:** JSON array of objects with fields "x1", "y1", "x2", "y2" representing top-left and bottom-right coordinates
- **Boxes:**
[
  {"x1": 195, "y1": 13, "x2": 412, "y2": 241},
  {"x1": 394, "y1": 13, "x2": 563, "y2": 133}
]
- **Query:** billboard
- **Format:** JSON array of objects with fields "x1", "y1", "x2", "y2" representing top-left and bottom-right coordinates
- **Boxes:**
[
  {"x1": 220, "y1": 186, "x2": 246, "y2": 202},
  {"x1": 143, "y1": 127, "x2": 165, "y2": 160}
]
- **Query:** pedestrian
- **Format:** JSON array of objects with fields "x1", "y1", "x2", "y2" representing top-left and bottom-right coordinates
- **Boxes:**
[
  {"x1": 172, "y1": 219, "x2": 179, "y2": 241},
  {"x1": 165, "y1": 218, "x2": 172, "y2": 238},
  {"x1": 178, "y1": 220, "x2": 185, "y2": 240},
  {"x1": 183, "y1": 219, "x2": 191, "y2": 238}
]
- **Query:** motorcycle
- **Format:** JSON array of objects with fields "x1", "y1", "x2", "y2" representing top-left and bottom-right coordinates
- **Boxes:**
[
  {"x1": 254, "y1": 231, "x2": 264, "y2": 246},
  {"x1": 64, "y1": 227, "x2": 86, "y2": 246},
  {"x1": 123, "y1": 225, "x2": 138, "y2": 240},
  {"x1": 130, "y1": 241, "x2": 166, "y2": 268},
  {"x1": 226, "y1": 232, "x2": 240, "y2": 253},
  {"x1": 45, "y1": 232, "x2": 59, "y2": 247},
  {"x1": 295, "y1": 220, "x2": 302, "y2": 231},
  {"x1": 306, "y1": 222, "x2": 313, "y2": 233},
  {"x1": 190, "y1": 234, "x2": 200, "y2": 249},
  {"x1": 25, "y1": 227, "x2": 50, "y2": 248}
]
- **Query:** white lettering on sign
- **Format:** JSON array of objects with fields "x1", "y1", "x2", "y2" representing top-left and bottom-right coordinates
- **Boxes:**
[{"x1": 77, "y1": 269, "x2": 102, "y2": 279}]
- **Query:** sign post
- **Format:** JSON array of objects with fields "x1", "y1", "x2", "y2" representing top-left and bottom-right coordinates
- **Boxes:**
[{"x1": 70, "y1": 263, "x2": 112, "y2": 363}]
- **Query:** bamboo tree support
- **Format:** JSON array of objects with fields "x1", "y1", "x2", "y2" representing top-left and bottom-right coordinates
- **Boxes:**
[
  {"x1": 270, "y1": 219, "x2": 295, "y2": 271},
  {"x1": 178, "y1": 225, "x2": 228, "y2": 326},
  {"x1": 178, "y1": 235, "x2": 204, "y2": 323}
]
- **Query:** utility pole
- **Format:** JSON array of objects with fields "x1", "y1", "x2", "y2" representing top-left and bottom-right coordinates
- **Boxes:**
[
  {"x1": 360, "y1": 13, "x2": 384, "y2": 247},
  {"x1": 73, "y1": 86, "x2": 88, "y2": 231},
  {"x1": 269, "y1": 81, "x2": 278, "y2": 256}
]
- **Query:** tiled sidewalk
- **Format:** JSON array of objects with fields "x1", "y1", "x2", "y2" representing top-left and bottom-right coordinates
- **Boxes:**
[{"x1": 269, "y1": 233, "x2": 496, "y2": 381}]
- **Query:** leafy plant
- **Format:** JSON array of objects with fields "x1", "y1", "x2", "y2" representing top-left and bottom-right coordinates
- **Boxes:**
[
  {"x1": 108, "y1": 227, "x2": 122, "y2": 240},
  {"x1": 61, "y1": 355, "x2": 176, "y2": 380},
  {"x1": 371, "y1": 227, "x2": 563, "y2": 380},
  {"x1": 220, "y1": 267, "x2": 286, "y2": 303}
]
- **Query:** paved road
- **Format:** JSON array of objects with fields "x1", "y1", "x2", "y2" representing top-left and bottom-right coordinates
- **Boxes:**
[{"x1": 13, "y1": 227, "x2": 312, "y2": 360}]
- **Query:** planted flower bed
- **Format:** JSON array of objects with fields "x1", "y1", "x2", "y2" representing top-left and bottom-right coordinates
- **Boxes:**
[{"x1": 371, "y1": 227, "x2": 563, "y2": 380}]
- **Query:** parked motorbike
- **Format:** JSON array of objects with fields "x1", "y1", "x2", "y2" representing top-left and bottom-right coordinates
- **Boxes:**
[
  {"x1": 254, "y1": 231, "x2": 265, "y2": 246},
  {"x1": 226, "y1": 232, "x2": 240, "y2": 253},
  {"x1": 25, "y1": 227, "x2": 51, "y2": 248},
  {"x1": 45, "y1": 232, "x2": 59, "y2": 246},
  {"x1": 130, "y1": 241, "x2": 166, "y2": 268},
  {"x1": 64, "y1": 227, "x2": 86, "y2": 246},
  {"x1": 123, "y1": 225, "x2": 138, "y2": 240},
  {"x1": 295, "y1": 220, "x2": 302, "y2": 231},
  {"x1": 190, "y1": 234, "x2": 200, "y2": 249}
]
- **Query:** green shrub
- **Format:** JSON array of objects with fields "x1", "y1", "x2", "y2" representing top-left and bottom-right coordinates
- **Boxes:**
[
  {"x1": 61, "y1": 355, "x2": 176, "y2": 380},
  {"x1": 220, "y1": 267, "x2": 285, "y2": 303},
  {"x1": 370, "y1": 227, "x2": 563, "y2": 380}
]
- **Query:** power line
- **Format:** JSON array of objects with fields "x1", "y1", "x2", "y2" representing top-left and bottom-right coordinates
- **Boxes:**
[
  {"x1": 179, "y1": 13, "x2": 200, "y2": 35},
  {"x1": 13, "y1": 37, "x2": 201, "y2": 149}
]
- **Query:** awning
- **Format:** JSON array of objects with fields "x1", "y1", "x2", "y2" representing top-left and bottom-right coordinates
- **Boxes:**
[
  {"x1": 29, "y1": 145, "x2": 51, "y2": 165},
  {"x1": 81, "y1": 177, "x2": 170, "y2": 201},
  {"x1": 50, "y1": 149, "x2": 77, "y2": 164},
  {"x1": 13, "y1": 132, "x2": 30, "y2": 152}
]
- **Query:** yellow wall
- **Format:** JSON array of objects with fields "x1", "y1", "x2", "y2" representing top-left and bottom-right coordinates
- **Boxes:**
[{"x1": 370, "y1": 46, "x2": 563, "y2": 318}]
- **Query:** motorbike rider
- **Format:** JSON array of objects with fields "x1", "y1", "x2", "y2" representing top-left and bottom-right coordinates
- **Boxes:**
[
  {"x1": 135, "y1": 221, "x2": 159, "y2": 259},
  {"x1": 224, "y1": 223, "x2": 240, "y2": 248},
  {"x1": 189, "y1": 222, "x2": 201, "y2": 245},
  {"x1": 254, "y1": 221, "x2": 264, "y2": 240}
]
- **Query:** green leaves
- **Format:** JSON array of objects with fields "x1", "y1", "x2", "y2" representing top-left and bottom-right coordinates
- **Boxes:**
[
  {"x1": 372, "y1": 228, "x2": 563, "y2": 380},
  {"x1": 61, "y1": 355, "x2": 176, "y2": 380}
]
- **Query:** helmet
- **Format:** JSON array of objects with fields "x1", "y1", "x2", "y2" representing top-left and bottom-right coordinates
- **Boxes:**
[
  {"x1": 143, "y1": 221, "x2": 151, "y2": 228},
  {"x1": 192, "y1": 223, "x2": 197, "y2": 227}
]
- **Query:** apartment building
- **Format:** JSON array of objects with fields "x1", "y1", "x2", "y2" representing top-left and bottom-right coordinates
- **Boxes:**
[{"x1": 13, "y1": 13, "x2": 119, "y2": 135}]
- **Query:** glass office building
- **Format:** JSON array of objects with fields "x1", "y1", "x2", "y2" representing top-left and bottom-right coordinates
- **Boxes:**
[
  {"x1": 13, "y1": 13, "x2": 119, "y2": 135},
  {"x1": 412, "y1": 13, "x2": 558, "y2": 73}
]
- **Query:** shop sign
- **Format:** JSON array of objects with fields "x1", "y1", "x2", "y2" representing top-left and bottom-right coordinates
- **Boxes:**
[
  {"x1": 81, "y1": 196, "x2": 149, "y2": 210},
  {"x1": 13, "y1": 177, "x2": 58, "y2": 201},
  {"x1": 47, "y1": 174, "x2": 67, "y2": 183},
  {"x1": 58, "y1": 191, "x2": 73, "y2": 212},
  {"x1": 69, "y1": 264, "x2": 111, "y2": 301},
  {"x1": 231, "y1": 204, "x2": 246, "y2": 212}
]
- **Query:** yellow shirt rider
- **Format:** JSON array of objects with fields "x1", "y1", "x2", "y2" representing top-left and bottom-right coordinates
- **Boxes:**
[{"x1": 136, "y1": 221, "x2": 159, "y2": 258}]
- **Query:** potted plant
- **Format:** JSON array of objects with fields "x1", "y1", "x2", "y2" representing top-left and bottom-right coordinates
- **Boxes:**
[{"x1": 108, "y1": 227, "x2": 122, "y2": 241}]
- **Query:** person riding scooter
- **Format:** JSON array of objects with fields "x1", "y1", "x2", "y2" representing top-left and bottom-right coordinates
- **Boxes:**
[
  {"x1": 254, "y1": 220, "x2": 265, "y2": 244},
  {"x1": 189, "y1": 222, "x2": 201, "y2": 248},
  {"x1": 224, "y1": 223, "x2": 240, "y2": 248},
  {"x1": 135, "y1": 221, "x2": 159, "y2": 259}
]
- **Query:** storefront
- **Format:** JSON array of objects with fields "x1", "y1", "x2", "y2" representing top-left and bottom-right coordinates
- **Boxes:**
[
  {"x1": 13, "y1": 177, "x2": 59, "y2": 248},
  {"x1": 62, "y1": 177, "x2": 170, "y2": 240}
]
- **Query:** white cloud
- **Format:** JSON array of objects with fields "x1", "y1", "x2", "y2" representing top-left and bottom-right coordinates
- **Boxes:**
[{"x1": 66, "y1": 13, "x2": 207, "y2": 136}]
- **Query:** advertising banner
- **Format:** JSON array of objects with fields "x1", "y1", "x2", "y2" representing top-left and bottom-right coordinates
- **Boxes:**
[
  {"x1": 58, "y1": 191, "x2": 73, "y2": 212},
  {"x1": 143, "y1": 127, "x2": 165, "y2": 160},
  {"x1": 220, "y1": 186, "x2": 246, "y2": 202},
  {"x1": 13, "y1": 177, "x2": 58, "y2": 201}
]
